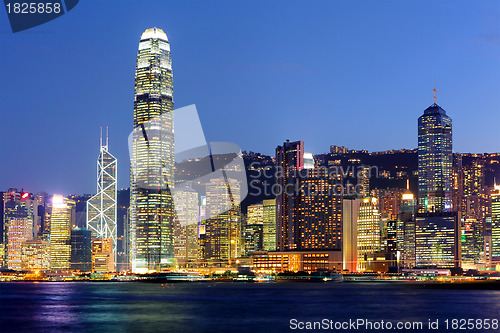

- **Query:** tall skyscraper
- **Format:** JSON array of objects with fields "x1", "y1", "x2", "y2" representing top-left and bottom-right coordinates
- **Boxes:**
[
  {"x1": 276, "y1": 140, "x2": 342, "y2": 252},
  {"x1": 417, "y1": 90, "x2": 453, "y2": 213},
  {"x1": 416, "y1": 89, "x2": 459, "y2": 268},
  {"x1": 276, "y1": 140, "x2": 304, "y2": 251},
  {"x1": 130, "y1": 28, "x2": 175, "y2": 273},
  {"x1": 87, "y1": 129, "x2": 117, "y2": 262},
  {"x1": 50, "y1": 195, "x2": 75, "y2": 271}
]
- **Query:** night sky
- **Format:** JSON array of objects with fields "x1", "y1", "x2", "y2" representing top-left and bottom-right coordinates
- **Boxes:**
[{"x1": 0, "y1": 0, "x2": 499, "y2": 195}]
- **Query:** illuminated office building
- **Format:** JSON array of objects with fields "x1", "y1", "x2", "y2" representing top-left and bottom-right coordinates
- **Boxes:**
[
  {"x1": 0, "y1": 244, "x2": 4, "y2": 268},
  {"x1": 372, "y1": 188, "x2": 405, "y2": 220},
  {"x1": 461, "y1": 218, "x2": 483, "y2": 268},
  {"x1": 276, "y1": 140, "x2": 342, "y2": 252},
  {"x1": 92, "y1": 238, "x2": 115, "y2": 273},
  {"x1": 491, "y1": 185, "x2": 500, "y2": 261},
  {"x1": 276, "y1": 140, "x2": 304, "y2": 251},
  {"x1": 7, "y1": 217, "x2": 33, "y2": 270},
  {"x1": 174, "y1": 187, "x2": 200, "y2": 263},
  {"x1": 130, "y1": 27, "x2": 175, "y2": 273},
  {"x1": 253, "y1": 250, "x2": 343, "y2": 273},
  {"x1": 244, "y1": 203, "x2": 264, "y2": 256},
  {"x1": 70, "y1": 227, "x2": 92, "y2": 272},
  {"x1": 356, "y1": 197, "x2": 381, "y2": 271},
  {"x1": 50, "y1": 195, "x2": 75, "y2": 271},
  {"x1": 204, "y1": 178, "x2": 242, "y2": 262},
  {"x1": 417, "y1": 93, "x2": 453, "y2": 213},
  {"x1": 3, "y1": 190, "x2": 35, "y2": 270},
  {"x1": 343, "y1": 197, "x2": 361, "y2": 272},
  {"x1": 247, "y1": 203, "x2": 264, "y2": 225},
  {"x1": 297, "y1": 167, "x2": 342, "y2": 251},
  {"x1": 21, "y1": 240, "x2": 50, "y2": 271},
  {"x1": 87, "y1": 130, "x2": 117, "y2": 262},
  {"x1": 415, "y1": 212, "x2": 459, "y2": 268},
  {"x1": 244, "y1": 224, "x2": 263, "y2": 256},
  {"x1": 262, "y1": 199, "x2": 276, "y2": 251},
  {"x1": 360, "y1": 166, "x2": 371, "y2": 197},
  {"x1": 399, "y1": 186, "x2": 417, "y2": 268}
]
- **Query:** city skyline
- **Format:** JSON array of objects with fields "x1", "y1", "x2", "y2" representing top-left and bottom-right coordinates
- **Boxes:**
[
  {"x1": 1, "y1": 1, "x2": 499, "y2": 195},
  {"x1": 1, "y1": 2, "x2": 500, "y2": 332}
]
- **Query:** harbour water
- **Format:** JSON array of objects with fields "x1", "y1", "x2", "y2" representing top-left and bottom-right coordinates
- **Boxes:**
[{"x1": 1, "y1": 282, "x2": 499, "y2": 332}]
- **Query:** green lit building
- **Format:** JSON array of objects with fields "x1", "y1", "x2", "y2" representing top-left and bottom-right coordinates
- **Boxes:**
[{"x1": 491, "y1": 185, "x2": 500, "y2": 262}]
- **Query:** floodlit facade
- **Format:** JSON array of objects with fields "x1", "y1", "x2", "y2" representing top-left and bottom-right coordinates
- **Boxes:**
[
  {"x1": 87, "y1": 131, "x2": 117, "y2": 262},
  {"x1": 7, "y1": 217, "x2": 33, "y2": 270},
  {"x1": 262, "y1": 199, "x2": 276, "y2": 251},
  {"x1": 130, "y1": 27, "x2": 175, "y2": 273},
  {"x1": 21, "y1": 240, "x2": 50, "y2": 271},
  {"x1": 418, "y1": 101, "x2": 453, "y2": 213},
  {"x1": 247, "y1": 203, "x2": 264, "y2": 225},
  {"x1": 343, "y1": 197, "x2": 361, "y2": 272},
  {"x1": 50, "y1": 195, "x2": 75, "y2": 271},
  {"x1": 356, "y1": 197, "x2": 380, "y2": 272}
]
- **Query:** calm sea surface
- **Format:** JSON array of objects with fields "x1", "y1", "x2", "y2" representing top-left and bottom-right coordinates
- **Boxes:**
[{"x1": 0, "y1": 282, "x2": 499, "y2": 333}]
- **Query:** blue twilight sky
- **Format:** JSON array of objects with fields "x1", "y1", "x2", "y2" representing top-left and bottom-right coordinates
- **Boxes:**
[{"x1": 0, "y1": 0, "x2": 499, "y2": 195}]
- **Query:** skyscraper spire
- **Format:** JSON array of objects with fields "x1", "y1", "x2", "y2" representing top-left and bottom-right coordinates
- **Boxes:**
[
  {"x1": 106, "y1": 126, "x2": 109, "y2": 148},
  {"x1": 433, "y1": 78, "x2": 437, "y2": 104},
  {"x1": 100, "y1": 126, "x2": 103, "y2": 148}
]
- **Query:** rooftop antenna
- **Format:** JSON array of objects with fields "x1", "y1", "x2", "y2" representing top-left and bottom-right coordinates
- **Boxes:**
[
  {"x1": 406, "y1": 178, "x2": 410, "y2": 190},
  {"x1": 100, "y1": 126, "x2": 103, "y2": 148},
  {"x1": 432, "y1": 78, "x2": 437, "y2": 104},
  {"x1": 106, "y1": 126, "x2": 109, "y2": 147}
]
